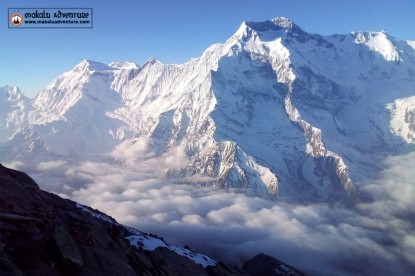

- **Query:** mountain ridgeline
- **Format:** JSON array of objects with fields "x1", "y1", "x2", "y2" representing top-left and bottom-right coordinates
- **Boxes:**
[{"x1": 1, "y1": 17, "x2": 414, "y2": 205}]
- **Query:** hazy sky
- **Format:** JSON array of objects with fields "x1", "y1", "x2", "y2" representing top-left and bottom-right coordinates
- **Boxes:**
[{"x1": 1, "y1": 0, "x2": 414, "y2": 98}]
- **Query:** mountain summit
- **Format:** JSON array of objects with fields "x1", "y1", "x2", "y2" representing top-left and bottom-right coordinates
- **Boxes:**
[
  {"x1": 1, "y1": 17, "x2": 414, "y2": 204},
  {"x1": 245, "y1": 17, "x2": 301, "y2": 32}
]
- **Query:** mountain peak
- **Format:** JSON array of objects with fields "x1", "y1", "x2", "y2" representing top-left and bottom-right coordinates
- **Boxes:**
[
  {"x1": 1, "y1": 85, "x2": 20, "y2": 95},
  {"x1": 0, "y1": 86, "x2": 27, "y2": 102},
  {"x1": 244, "y1": 17, "x2": 302, "y2": 33},
  {"x1": 242, "y1": 253, "x2": 305, "y2": 275},
  {"x1": 231, "y1": 17, "x2": 305, "y2": 43},
  {"x1": 271, "y1": 17, "x2": 294, "y2": 28},
  {"x1": 142, "y1": 57, "x2": 164, "y2": 67},
  {"x1": 109, "y1": 61, "x2": 139, "y2": 70},
  {"x1": 73, "y1": 60, "x2": 113, "y2": 72}
]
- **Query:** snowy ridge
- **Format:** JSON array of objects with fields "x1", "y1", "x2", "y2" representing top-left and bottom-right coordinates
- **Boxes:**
[
  {"x1": 1, "y1": 17, "x2": 415, "y2": 203},
  {"x1": 124, "y1": 226, "x2": 217, "y2": 268},
  {"x1": 284, "y1": 91, "x2": 355, "y2": 199},
  {"x1": 76, "y1": 203, "x2": 216, "y2": 267},
  {"x1": 76, "y1": 203, "x2": 117, "y2": 224}
]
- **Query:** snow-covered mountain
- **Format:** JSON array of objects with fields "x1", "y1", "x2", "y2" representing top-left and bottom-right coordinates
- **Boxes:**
[{"x1": 1, "y1": 17, "x2": 414, "y2": 204}]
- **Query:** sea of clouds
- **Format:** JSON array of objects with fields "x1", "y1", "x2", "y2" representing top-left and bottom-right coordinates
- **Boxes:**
[{"x1": 6, "y1": 139, "x2": 415, "y2": 275}]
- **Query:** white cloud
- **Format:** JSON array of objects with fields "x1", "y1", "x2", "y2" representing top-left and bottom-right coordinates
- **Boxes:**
[{"x1": 10, "y1": 151, "x2": 415, "y2": 275}]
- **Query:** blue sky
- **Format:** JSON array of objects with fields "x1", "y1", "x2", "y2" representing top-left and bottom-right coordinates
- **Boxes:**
[{"x1": 1, "y1": 0, "x2": 414, "y2": 98}]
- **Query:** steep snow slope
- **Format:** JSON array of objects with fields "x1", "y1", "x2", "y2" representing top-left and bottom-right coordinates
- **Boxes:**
[{"x1": 1, "y1": 17, "x2": 414, "y2": 204}]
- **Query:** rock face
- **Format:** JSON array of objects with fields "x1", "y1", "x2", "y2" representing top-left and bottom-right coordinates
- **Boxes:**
[{"x1": 0, "y1": 164, "x2": 302, "y2": 275}]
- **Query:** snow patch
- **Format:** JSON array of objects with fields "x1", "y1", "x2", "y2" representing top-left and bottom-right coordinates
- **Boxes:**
[{"x1": 124, "y1": 226, "x2": 217, "y2": 267}]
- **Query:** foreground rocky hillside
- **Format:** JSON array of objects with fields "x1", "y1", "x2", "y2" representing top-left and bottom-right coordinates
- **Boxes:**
[{"x1": 0, "y1": 163, "x2": 303, "y2": 275}]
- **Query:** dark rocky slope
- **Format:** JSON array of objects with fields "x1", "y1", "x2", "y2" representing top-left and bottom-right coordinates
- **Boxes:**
[
  {"x1": 0, "y1": 163, "x2": 303, "y2": 275},
  {"x1": 242, "y1": 253, "x2": 304, "y2": 276}
]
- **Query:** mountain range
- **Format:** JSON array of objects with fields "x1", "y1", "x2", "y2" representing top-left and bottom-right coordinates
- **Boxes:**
[{"x1": 1, "y1": 17, "x2": 414, "y2": 205}]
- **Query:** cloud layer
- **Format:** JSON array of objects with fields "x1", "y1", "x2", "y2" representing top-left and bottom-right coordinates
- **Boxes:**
[{"x1": 8, "y1": 149, "x2": 415, "y2": 275}]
